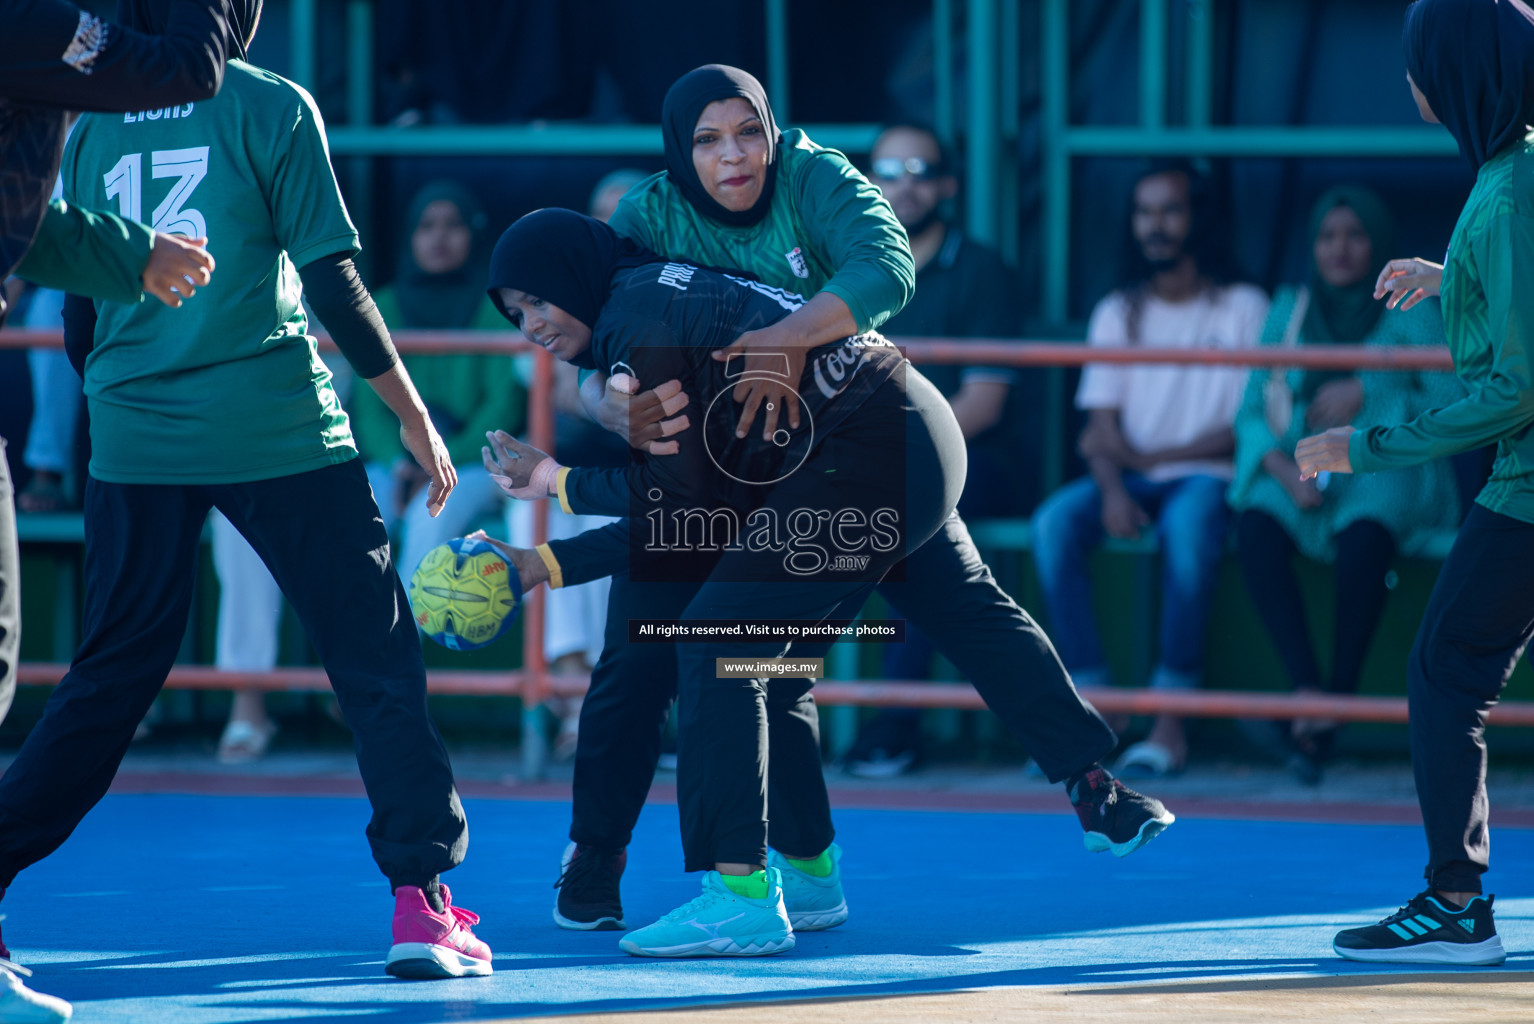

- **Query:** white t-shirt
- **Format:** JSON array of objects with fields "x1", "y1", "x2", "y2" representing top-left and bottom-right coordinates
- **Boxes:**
[{"x1": 1076, "y1": 284, "x2": 1269, "y2": 482}]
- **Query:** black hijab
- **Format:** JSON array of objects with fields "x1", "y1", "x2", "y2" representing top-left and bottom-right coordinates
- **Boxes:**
[
  {"x1": 661, "y1": 64, "x2": 781, "y2": 228},
  {"x1": 393, "y1": 181, "x2": 492, "y2": 329},
  {"x1": 119, "y1": 1, "x2": 262, "y2": 61},
  {"x1": 486, "y1": 208, "x2": 661, "y2": 368},
  {"x1": 1404, "y1": 0, "x2": 1534, "y2": 171}
]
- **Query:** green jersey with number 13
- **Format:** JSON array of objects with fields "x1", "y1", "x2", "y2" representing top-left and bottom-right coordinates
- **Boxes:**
[{"x1": 60, "y1": 59, "x2": 361, "y2": 485}]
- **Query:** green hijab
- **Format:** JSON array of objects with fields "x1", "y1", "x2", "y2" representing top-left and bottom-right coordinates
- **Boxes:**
[
  {"x1": 1302, "y1": 184, "x2": 1395, "y2": 344},
  {"x1": 1295, "y1": 186, "x2": 1395, "y2": 400},
  {"x1": 393, "y1": 181, "x2": 493, "y2": 329}
]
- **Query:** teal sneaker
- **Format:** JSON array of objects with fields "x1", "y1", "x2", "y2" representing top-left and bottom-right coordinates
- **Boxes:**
[
  {"x1": 767, "y1": 844, "x2": 848, "y2": 931},
  {"x1": 617, "y1": 869, "x2": 795, "y2": 958}
]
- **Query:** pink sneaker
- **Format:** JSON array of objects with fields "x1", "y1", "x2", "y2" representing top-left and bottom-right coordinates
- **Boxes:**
[{"x1": 385, "y1": 885, "x2": 493, "y2": 979}]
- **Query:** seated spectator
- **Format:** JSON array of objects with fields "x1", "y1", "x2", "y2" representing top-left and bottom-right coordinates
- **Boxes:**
[
  {"x1": 1229, "y1": 186, "x2": 1462, "y2": 784},
  {"x1": 214, "y1": 181, "x2": 522, "y2": 760},
  {"x1": 841, "y1": 123, "x2": 1025, "y2": 777},
  {"x1": 506, "y1": 173, "x2": 638, "y2": 761},
  {"x1": 1032, "y1": 159, "x2": 1268, "y2": 777}
]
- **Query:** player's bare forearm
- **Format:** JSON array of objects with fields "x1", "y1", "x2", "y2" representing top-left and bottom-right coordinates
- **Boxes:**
[
  {"x1": 367, "y1": 363, "x2": 457, "y2": 515},
  {"x1": 364, "y1": 363, "x2": 430, "y2": 429},
  {"x1": 772, "y1": 291, "x2": 859, "y2": 349}
]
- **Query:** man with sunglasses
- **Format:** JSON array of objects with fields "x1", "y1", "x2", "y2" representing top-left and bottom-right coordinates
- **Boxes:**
[{"x1": 843, "y1": 123, "x2": 1032, "y2": 778}]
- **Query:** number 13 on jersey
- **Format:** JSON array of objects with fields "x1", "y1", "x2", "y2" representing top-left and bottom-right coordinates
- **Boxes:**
[{"x1": 104, "y1": 147, "x2": 209, "y2": 237}]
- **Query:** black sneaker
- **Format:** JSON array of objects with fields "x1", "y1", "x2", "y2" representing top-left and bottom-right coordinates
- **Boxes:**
[
  {"x1": 1070, "y1": 767, "x2": 1175, "y2": 858},
  {"x1": 1333, "y1": 890, "x2": 1505, "y2": 965},
  {"x1": 553, "y1": 842, "x2": 626, "y2": 931},
  {"x1": 843, "y1": 712, "x2": 922, "y2": 779}
]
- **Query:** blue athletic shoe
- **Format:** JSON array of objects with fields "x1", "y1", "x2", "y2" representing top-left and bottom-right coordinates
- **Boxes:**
[
  {"x1": 618, "y1": 869, "x2": 795, "y2": 958},
  {"x1": 767, "y1": 844, "x2": 848, "y2": 931}
]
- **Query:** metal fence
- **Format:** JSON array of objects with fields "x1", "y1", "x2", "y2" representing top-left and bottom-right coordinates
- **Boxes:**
[{"x1": 7, "y1": 327, "x2": 1533, "y2": 778}]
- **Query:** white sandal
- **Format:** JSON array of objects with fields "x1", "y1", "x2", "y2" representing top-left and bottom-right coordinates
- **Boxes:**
[
  {"x1": 1114, "y1": 740, "x2": 1182, "y2": 778},
  {"x1": 217, "y1": 719, "x2": 277, "y2": 764}
]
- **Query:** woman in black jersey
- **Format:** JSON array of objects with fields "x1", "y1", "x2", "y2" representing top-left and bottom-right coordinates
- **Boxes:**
[{"x1": 479, "y1": 209, "x2": 1175, "y2": 958}]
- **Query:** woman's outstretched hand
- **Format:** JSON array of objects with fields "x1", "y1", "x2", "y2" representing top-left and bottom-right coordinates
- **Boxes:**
[
  {"x1": 482, "y1": 430, "x2": 562, "y2": 499},
  {"x1": 1374, "y1": 257, "x2": 1443, "y2": 311},
  {"x1": 465, "y1": 530, "x2": 550, "y2": 592},
  {"x1": 1295, "y1": 426, "x2": 1356, "y2": 480}
]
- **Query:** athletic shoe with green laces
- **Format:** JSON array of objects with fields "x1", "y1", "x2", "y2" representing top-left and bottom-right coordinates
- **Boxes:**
[
  {"x1": 618, "y1": 869, "x2": 796, "y2": 958},
  {"x1": 1333, "y1": 890, "x2": 1506, "y2": 966},
  {"x1": 767, "y1": 844, "x2": 848, "y2": 931}
]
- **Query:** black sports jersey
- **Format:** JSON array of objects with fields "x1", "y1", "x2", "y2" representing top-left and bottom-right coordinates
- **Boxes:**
[
  {"x1": 559, "y1": 261, "x2": 906, "y2": 519},
  {"x1": 543, "y1": 261, "x2": 909, "y2": 589}
]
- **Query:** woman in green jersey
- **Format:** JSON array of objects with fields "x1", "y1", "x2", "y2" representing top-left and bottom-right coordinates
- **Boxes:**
[
  {"x1": 591, "y1": 64, "x2": 913, "y2": 447},
  {"x1": 548, "y1": 65, "x2": 1160, "y2": 938},
  {"x1": 1298, "y1": 0, "x2": 1534, "y2": 968}
]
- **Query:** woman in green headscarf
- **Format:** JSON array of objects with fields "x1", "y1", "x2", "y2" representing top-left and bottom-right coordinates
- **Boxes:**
[{"x1": 1228, "y1": 185, "x2": 1461, "y2": 783}]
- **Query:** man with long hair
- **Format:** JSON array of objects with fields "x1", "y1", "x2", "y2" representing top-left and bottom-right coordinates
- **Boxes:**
[{"x1": 1032, "y1": 159, "x2": 1269, "y2": 777}]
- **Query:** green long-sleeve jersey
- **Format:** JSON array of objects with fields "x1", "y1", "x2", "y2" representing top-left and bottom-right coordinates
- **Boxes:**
[
  {"x1": 1350, "y1": 136, "x2": 1534, "y2": 525},
  {"x1": 608, "y1": 128, "x2": 914, "y2": 332},
  {"x1": 13, "y1": 199, "x2": 150, "y2": 304}
]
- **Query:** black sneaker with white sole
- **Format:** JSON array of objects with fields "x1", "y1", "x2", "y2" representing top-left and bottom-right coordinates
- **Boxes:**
[
  {"x1": 1333, "y1": 890, "x2": 1505, "y2": 966},
  {"x1": 1070, "y1": 766, "x2": 1175, "y2": 857},
  {"x1": 553, "y1": 842, "x2": 627, "y2": 931}
]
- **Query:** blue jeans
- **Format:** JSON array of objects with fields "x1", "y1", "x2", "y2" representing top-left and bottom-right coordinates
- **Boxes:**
[{"x1": 1032, "y1": 472, "x2": 1229, "y2": 683}]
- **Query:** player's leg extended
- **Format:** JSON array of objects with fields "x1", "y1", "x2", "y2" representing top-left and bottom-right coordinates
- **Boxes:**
[
  {"x1": 215, "y1": 459, "x2": 489, "y2": 978},
  {"x1": 878, "y1": 512, "x2": 1117, "y2": 779},
  {"x1": 878, "y1": 513, "x2": 1173, "y2": 857},
  {"x1": 0, "y1": 477, "x2": 209, "y2": 884},
  {"x1": 214, "y1": 459, "x2": 467, "y2": 887}
]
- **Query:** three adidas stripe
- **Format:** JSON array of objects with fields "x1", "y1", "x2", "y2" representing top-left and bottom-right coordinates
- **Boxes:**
[{"x1": 1387, "y1": 915, "x2": 1444, "y2": 941}]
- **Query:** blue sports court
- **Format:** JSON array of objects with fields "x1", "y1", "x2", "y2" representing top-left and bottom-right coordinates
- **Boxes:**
[{"x1": 4, "y1": 789, "x2": 1528, "y2": 1022}]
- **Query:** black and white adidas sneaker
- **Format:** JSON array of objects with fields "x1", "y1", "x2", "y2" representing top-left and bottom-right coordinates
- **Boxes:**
[{"x1": 1333, "y1": 890, "x2": 1505, "y2": 966}]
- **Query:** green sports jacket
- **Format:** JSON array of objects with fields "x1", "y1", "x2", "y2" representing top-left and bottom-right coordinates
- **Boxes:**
[
  {"x1": 608, "y1": 128, "x2": 914, "y2": 333},
  {"x1": 1350, "y1": 136, "x2": 1534, "y2": 525}
]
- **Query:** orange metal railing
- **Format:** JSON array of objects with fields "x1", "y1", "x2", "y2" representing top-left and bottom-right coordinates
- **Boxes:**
[{"x1": 11, "y1": 326, "x2": 1532, "y2": 735}]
